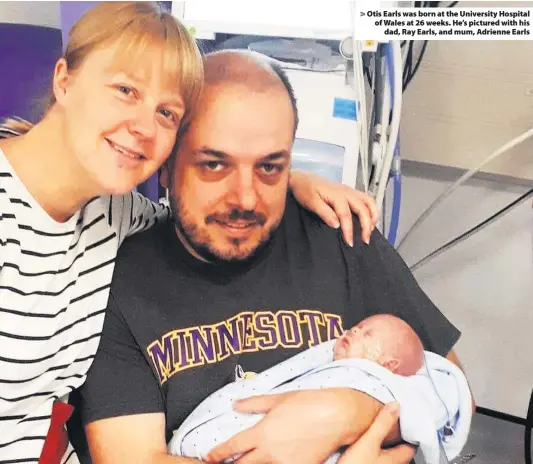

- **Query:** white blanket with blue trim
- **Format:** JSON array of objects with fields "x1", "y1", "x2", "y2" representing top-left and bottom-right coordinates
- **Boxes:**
[{"x1": 168, "y1": 340, "x2": 472, "y2": 463}]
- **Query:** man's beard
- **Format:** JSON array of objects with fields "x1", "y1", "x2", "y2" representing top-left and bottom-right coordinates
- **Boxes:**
[{"x1": 170, "y1": 195, "x2": 279, "y2": 264}]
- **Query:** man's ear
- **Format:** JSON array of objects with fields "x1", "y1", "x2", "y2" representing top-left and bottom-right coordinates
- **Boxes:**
[
  {"x1": 382, "y1": 357, "x2": 400, "y2": 373},
  {"x1": 52, "y1": 58, "x2": 71, "y2": 106}
]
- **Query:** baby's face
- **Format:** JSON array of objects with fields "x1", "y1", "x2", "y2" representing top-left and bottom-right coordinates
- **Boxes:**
[{"x1": 333, "y1": 321, "x2": 382, "y2": 361}]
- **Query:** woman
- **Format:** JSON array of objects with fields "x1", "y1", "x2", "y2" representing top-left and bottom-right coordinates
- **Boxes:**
[{"x1": 0, "y1": 2, "x2": 377, "y2": 463}]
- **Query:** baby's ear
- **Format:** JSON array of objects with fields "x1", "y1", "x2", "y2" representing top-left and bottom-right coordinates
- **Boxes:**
[{"x1": 383, "y1": 357, "x2": 400, "y2": 373}]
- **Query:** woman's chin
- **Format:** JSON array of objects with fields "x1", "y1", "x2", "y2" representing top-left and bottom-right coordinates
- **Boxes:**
[{"x1": 97, "y1": 172, "x2": 154, "y2": 197}]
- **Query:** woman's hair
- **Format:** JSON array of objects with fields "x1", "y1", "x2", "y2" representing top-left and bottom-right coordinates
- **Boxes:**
[
  {"x1": 0, "y1": 117, "x2": 33, "y2": 138},
  {"x1": 0, "y1": 1, "x2": 203, "y2": 137}
]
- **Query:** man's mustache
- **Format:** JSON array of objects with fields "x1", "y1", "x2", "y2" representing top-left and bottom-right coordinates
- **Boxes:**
[{"x1": 206, "y1": 209, "x2": 267, "y2": 226}]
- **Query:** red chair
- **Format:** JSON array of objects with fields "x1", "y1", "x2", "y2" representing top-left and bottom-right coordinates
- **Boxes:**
[{"x1": 39, "y1": 401, "x2": 74, "y2": 464}]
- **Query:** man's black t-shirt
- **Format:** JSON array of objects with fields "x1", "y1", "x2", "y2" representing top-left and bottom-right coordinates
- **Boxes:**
[{"x1": 79, "y1": 194, "x2": 460, "y2": 441}]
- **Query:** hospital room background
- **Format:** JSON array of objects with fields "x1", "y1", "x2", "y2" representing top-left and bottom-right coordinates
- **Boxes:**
[{"x1": 1, "y1": 1, "x2": 532, "y2": 462}]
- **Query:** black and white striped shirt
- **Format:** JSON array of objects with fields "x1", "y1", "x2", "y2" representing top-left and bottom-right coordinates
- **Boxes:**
[{"x1": 0, "y1": 147, "x2": 169, "y2": 463}]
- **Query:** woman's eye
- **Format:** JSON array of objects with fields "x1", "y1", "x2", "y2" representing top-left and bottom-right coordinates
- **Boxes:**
[{"x1": 118, "y1": 85, "x2": 133, "y2": 96}]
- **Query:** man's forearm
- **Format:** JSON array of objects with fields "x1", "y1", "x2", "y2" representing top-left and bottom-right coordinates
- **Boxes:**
[
  {"x1": 93, "y1": 452, "x2": 201, "y2": 464},
  {"x1": 342, "y1": 389, "x2": 402, "y2": 446},
  {"x1": 86, "y1": 413, "x2": 204, "y2": 464},
  {"x1": 90, "y1": 449, "x2": 202, "y2": 464}
]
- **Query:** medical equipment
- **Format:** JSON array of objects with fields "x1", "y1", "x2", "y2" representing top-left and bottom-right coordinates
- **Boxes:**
[
  {"x1": 266, "y1": 36, "x2": 403, "y2": 206},
  {"x1": 284, "y1": 66, "x2": 362, "y2": 189},
  {"x1": 173, "y1": 2, "x2": 352, "y2": 40},
  {"x1": 248, "y1": 39, "x2": 344, "y2": 72},
  {"x1": 371, "y1": 41, "x2": 402, "y2": 209}
]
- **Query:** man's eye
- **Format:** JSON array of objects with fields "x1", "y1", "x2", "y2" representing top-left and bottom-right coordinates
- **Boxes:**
[
  {"x1": 203, "y1": 161, "x2": 224, "y2": 172},
  {"x1": 159, "y1": 109, "x2": 175, "y2": 121},
  {"x1": 260, "y1": 163, "x2": 283, "y2": 174}
]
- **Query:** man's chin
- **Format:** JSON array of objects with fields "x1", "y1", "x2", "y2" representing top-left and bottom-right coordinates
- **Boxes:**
[
  {"x1": 203, "y1": 244, "x2": 260, "y2": 263},
  {"x1": 196, "y1": 233, "x2": 270, "y2": 263},
  {"x1": 176, "y1": 219, "x2": 273, "y2": 264},
  {"x1": 204, "y1": 232, "x2": 263, "y2": 260}
]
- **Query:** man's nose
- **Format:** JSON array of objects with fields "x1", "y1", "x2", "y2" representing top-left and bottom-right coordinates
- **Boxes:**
[{"x1": 227, "y1": 169, "x2": 258, "y2": 211}]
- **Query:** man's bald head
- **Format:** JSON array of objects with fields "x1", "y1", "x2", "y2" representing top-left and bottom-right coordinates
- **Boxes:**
[
  {"x1": 203, "y1": 50, "x2": 278, "y2": 87},
  {"x1": 200, "y1": 50, "x2": 299, "y2": 136}
]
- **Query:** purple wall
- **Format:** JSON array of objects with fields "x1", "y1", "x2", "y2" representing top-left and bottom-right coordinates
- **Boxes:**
[
  {"x1": 59, "y1": 1, "x2": 99, "y2": 50},
  {"x1": 0, "y1": 23, "x2": 62, "y2": 122}
]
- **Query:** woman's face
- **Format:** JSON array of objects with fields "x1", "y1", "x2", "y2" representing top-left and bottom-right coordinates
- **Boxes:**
[{"x1": 53, "y1": 39, "x2": 185, "y2": 196}]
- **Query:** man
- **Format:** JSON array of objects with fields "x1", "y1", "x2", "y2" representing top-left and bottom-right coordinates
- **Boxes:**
[{"x1": 79, "y1": 51, "x2": 469, "y2": 463}]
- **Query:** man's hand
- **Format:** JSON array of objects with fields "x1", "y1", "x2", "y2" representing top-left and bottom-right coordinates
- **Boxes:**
[
  {"x1": 338, "y1": 403, "x2": 416, "y2": 464},
  {"x1": 289, "y1": 170, "x2": 378, "y2": 246},
  {"x1": 206, "y1": 389, "x2": 380, "y2": 464}
]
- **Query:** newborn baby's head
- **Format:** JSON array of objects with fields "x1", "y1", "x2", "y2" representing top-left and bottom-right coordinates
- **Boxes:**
[{"x1": 333, "y1": 314, "x2": 424, "y2": 376}]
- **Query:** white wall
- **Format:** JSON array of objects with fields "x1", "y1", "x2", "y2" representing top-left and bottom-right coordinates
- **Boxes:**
[
  {"x1": 400, "y1": 1, "x2": 533, "y2": 181},
  {"x1": 387, "y1": 164, "x2": 533, "y2": 418},
  {"x1": 0, "y1": 1, "x2": 60, "y2": 28},
  {"x1": 394, "y1": 1, "x2": 533, "y2": 418}
]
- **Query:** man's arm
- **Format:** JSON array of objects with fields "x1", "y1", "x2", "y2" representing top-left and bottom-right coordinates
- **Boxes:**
[
  {"x1": 338, "y1": 403, "x2": 415, "y2": 464},
  {"x1": 312, "y1": 348, "x2": 476, "y2": 447},
  {"x1": 206, "y1": 388, "x2": 401, "y2": 463},
  {"x1": 79, "y1": 293, "x2": 183, "y2": 462},
  {"x1": 330, "y1": 390, "x2": 401, "y2": 446},
  {"x1": 319, "y1": 353, "x2": 475, "y2": 446},
  {"x1": 86, "y1": 413, "x2": 199, "y2": 464}
]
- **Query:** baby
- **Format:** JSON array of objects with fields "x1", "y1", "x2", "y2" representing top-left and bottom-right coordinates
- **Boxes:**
[
  {"x1": 168, "y1": 314, "x2": 450, "y2": 463},
  {"x1": 333, "y1": 314, "x2": 424, "y2": 376}
]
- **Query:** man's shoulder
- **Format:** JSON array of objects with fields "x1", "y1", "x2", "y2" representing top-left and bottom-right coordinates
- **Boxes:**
[
  {"x1": 284, "y1": 194, "x2": 365, "y2": 245},
  {"x1": 283, "y1": 194, "x2": 395, "y2": 275},
  {"x1": 113, "y1": 219, "x2": 172, "y2": 279}
]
